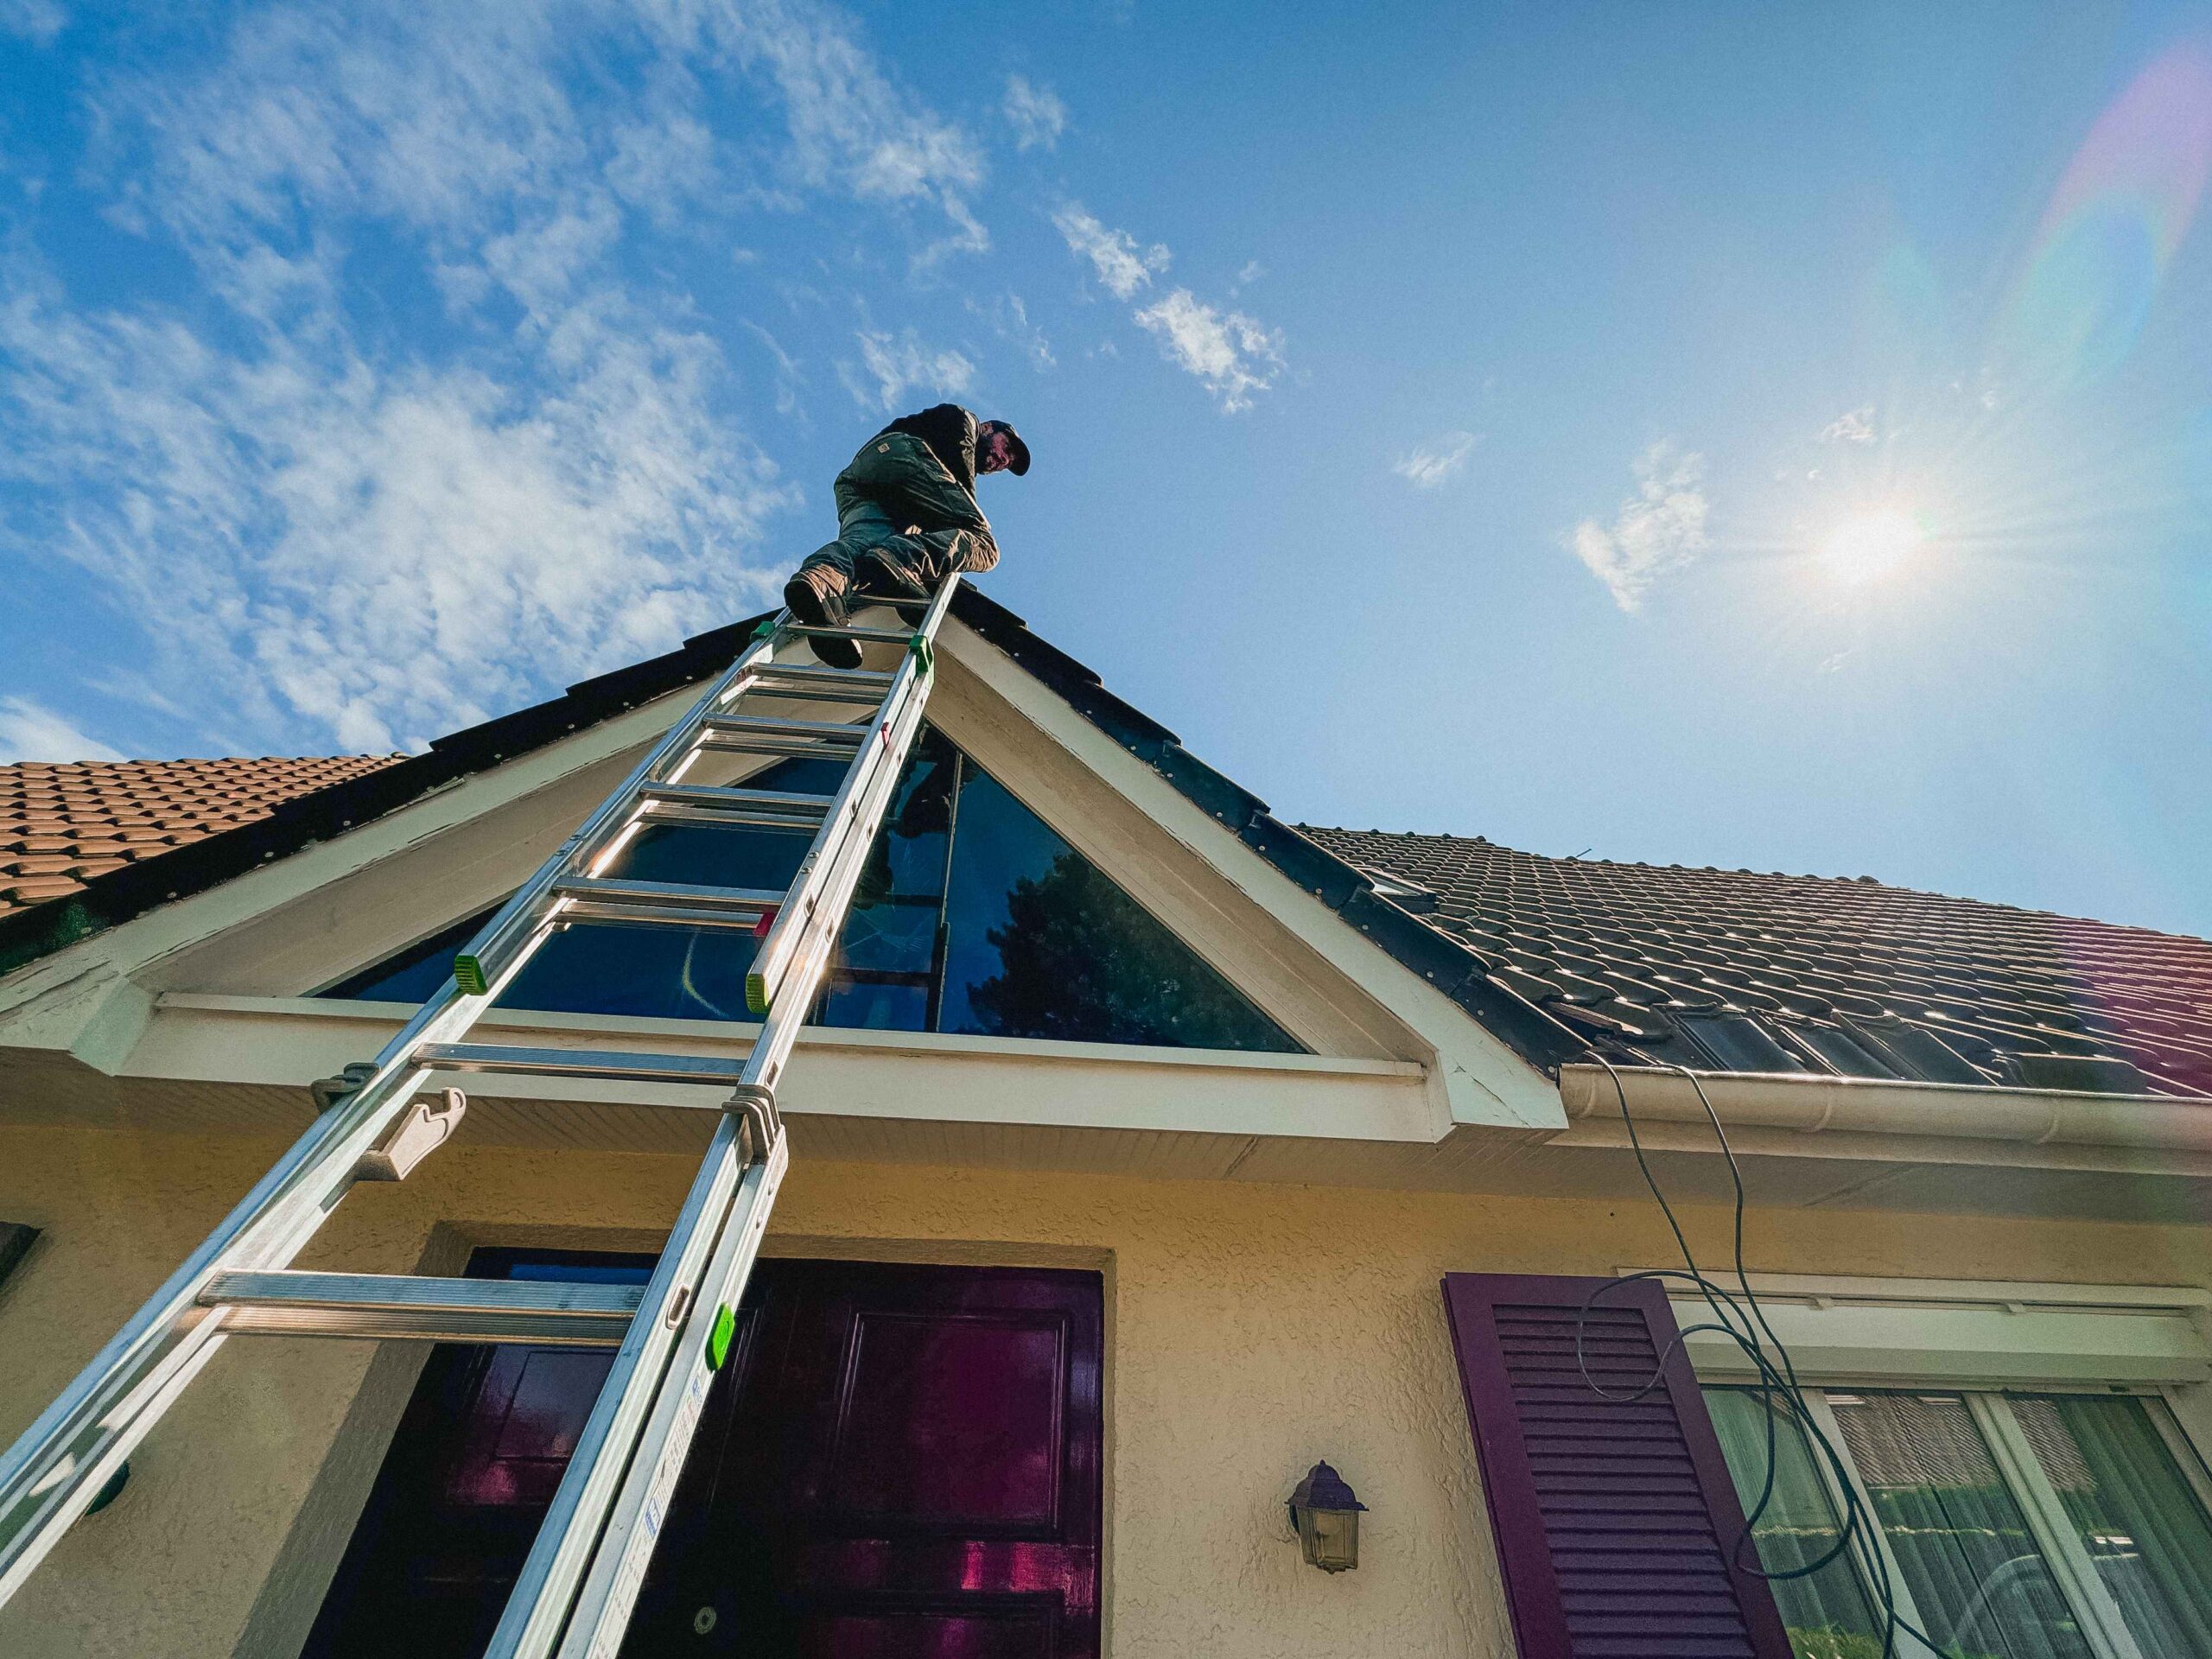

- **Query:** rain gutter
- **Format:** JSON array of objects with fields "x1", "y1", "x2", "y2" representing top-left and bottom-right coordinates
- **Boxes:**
[{"x1": 1557, "y1": 1064, "x2": 2212, "y2": 1155}]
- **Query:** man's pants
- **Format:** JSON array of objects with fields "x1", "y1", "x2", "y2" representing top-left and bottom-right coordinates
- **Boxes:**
[
  {"x1": 789, "y1": 512, "x2": 983, "y2": 606},
  {"x1": 790, "y1": 432, "x2": 998, "y2": 606}
]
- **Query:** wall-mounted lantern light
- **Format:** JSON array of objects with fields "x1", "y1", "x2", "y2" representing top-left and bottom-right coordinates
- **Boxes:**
[{"x1": 1287, "y1": 1460, "x2": 1366, "y2": 1573}]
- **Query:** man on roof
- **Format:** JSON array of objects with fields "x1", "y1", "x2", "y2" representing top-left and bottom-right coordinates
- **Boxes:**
[{"x1": 784, "y1": 404, "x2": 1031, "y2": 668}]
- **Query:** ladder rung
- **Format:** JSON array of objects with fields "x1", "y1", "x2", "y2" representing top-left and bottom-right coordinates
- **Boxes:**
[
  {"x1": 203, "y1": 1270, "x2": 641, "y2": 1346},
  {"x1": 697, "y1": 714, "x2": 873, "y2": 759},
  {"x1": 552, "y1": 876, "x2": 784, "y2": 913},
  {"x1": 700, "y1": 713, "x2": 867, "y2": 744},
  {"x1": 556, "y1": 899, "x2": 773, "y2": 932},
  {"x1": 634, "y1": 800, "x2": 822, "y2": 832},
  {"x1": 781, "y1": 623, "x2": 918, "y2": 646},
  {"x1": 634, "y1": 783, "x2": 830, "y2": 830},
  {"x1": 741, "y1": 664, "x2": 895, "y2": 702},
  {"x1": 412, "y1": 1042, "x2": 753, "y2": 1088},
  {"x1": 640, "y1": 783, "x2": 833, "y2": 818},
  {"x1": 741, "y1": 682, "x2": 892, "y2": 709}
]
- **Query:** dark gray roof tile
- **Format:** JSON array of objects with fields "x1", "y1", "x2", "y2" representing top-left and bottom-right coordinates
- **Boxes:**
[{"x1": 1297, "y1": 825, "x2": 2212, "y2": 1097}]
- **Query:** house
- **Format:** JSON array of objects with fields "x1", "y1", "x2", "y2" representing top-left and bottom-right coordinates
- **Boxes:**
[{"x1": 2, "y1": 585, "x2": 2209, "y2": 1658}]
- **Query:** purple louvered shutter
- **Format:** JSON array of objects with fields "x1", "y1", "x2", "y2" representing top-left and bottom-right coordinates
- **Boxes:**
[{"x1": 1440, "y1": 1273, "x2": 1794, "y2": 1659}]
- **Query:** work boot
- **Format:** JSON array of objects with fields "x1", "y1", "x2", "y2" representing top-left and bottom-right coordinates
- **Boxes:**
[{"x1": 783, "y1": 573, "x2": 861, "y2": 670}]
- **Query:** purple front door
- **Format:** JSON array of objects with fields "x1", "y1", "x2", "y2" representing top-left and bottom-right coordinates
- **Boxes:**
[
  {"x1": 623, "y1": 1260, "x2": 1103, "y2": 1658},
  {"x1": 308, "y1": 1255, "x2": 1103, "y2": 1659}
]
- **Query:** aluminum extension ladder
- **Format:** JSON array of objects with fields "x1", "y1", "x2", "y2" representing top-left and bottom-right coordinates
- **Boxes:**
[{"x1": 0, "y1": 576, "x2": 962, "y2": 1656}]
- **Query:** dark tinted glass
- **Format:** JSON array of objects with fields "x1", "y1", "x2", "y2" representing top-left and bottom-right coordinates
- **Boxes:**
[
  {"x1": 938, "y1": 765, "x2": 1297, "y2": 1051},
  {"x1": 321, "y1": 911, "x2": 490, "y2": 1002},
  {"x1": 813, "y1": 728, "x2": 956, "y2": 1030},
  {"x1": 322, "y1": 728, "x2": 1300, "y2": 1053}
]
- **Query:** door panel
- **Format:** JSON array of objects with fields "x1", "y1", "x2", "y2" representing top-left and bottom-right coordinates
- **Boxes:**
[
  {"x1": 308, "y1": 1255, "x2": 1103, "y2": 1659},
  {"x1": 828, "y1": 1311, "x2": 1067, "y2": 1530},
  {"x1": 795, "y1": 1599, "x2": 1061, "y2": 1659},
  {"x1": 626, "y1": 1260, "x2": 1103, "y2": 1659}
]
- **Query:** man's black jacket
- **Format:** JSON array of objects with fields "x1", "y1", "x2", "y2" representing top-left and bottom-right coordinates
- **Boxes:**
[{"x1": 875, "y1": 404, "x2": 980, "y2": 491}]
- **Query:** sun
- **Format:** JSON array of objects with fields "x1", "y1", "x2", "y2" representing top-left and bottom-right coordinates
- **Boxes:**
[{"x1": 1819, "y1": 505, "x2": 1927, "y2": 585}]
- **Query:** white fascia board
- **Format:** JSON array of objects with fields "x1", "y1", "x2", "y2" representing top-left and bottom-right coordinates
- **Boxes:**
[
  {"x1": 109, "y1": 994, "x2": 1435, "y2": 1144},
  {"x1": 934, "y1": 618, "x2": 1562, "y2": 1132},
  {"x1": 0, "y1": 683, "x2": 702, "y2": 1059}
]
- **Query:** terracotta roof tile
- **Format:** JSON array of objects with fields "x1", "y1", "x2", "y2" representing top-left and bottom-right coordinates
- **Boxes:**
[
  {"x1": 1300, "y1": 826, "x2": 2212, "y2": 1098},
  {"x1": 0, "y1": 755, "x2": 403, "y2": 920}
]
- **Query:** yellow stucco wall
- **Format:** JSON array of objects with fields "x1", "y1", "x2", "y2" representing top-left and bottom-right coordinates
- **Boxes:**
[{"x1": 1, "y1": 1122, "x2": 2209, "y2": 1658}]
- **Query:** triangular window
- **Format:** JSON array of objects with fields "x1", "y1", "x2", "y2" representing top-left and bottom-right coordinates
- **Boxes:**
[{"x1": 321, "y1": 728, "x2": 1300, "y2": 1053}]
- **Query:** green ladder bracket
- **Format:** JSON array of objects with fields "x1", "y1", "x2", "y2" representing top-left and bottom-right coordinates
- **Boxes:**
[
  {"x1": 453, "y1": 954, "x2": 489, "y2": 997},
  {"x1": 706, "y1": 1304, "x2": 738, "y2": 1371},
  {"x1": 907, "y1": 633, "x2": 934, "y2": 676},
  {"x1": 751, "y1": 617, "x2": 779, "y2": 643}
]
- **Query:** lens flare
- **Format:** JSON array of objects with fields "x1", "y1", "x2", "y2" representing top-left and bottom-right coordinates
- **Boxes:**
[
  {"x1": 1997, "y1": 42, "x2": 2212, "y2": 389},
  {"x1": 1819, "y1": 507, "x2": 1926, "y2": 585}
]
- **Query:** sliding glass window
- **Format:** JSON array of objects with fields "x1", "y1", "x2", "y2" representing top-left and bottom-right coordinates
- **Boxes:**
[{"x1": 1705, "y1": 1386, "x2": 2212, "y2": 1659}]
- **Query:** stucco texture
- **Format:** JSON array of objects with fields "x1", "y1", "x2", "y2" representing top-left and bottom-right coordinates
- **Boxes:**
[{"x1": 2, "y1": 1122, "x2": 2210, "y2": 1658}]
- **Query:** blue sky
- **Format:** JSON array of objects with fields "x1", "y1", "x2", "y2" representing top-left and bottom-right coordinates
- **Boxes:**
[{"x1": 2, "y1": 3, "x2": 2209, "y2": 936}]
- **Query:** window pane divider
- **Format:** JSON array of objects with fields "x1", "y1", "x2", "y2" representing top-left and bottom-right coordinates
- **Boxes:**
[
  {"x1": 1797, "y1": 1389, "x2": 1937, "y2": 1651},
  {"x1": 1967, "y1": 1393, "x2": 2146, "y2": 1659},
  {"x1": 2145, "y1": 1390, "x2": 2212, "y2": 1517}
]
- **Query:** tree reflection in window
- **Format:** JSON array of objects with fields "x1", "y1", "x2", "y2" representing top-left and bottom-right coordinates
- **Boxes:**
[{"x1": 321, "y1": 728, "x2": 1300, "y2": 1055}]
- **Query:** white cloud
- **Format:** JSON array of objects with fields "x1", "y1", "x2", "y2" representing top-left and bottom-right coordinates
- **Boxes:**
[
  {"x1": 969, "y1": 291, "x2": 1053, "y2": 372},
  {"x1": 1, "y1": 278, "x2": 794, "y2": 754},
  {"x1": 1134, "y1": 289, "x2": 1282, "y2": 413},
  {"x1": 1393, "y1": 430, "x2": 1480, "y2": 488},
  {"x1": 605, "y1": 115, "x2": 718, "y2": 226},
  {"x1": 1820, "y1": 405, "x2": 1877, "y2": 445},
  {"x1": 0, "y1": 0, "x2": 63, "y2": 45},
  {"x1": 1002, "y1": 75, "x2": 1067, "y2": 151},
  {"x1": 839, "y1": 327, "x2": 975, "y2": 413},
  {"x1": 709, "y1": 0, "x2": 988, "y2": 269},
  {"x1": 1052, "y1": 202, "x2": 1281, "y2": 412},
  {"x1": 1052, "y1": 203, "x2": 1169, "y2": 301},
  {"x1": 105, "y1": 3, "x2": 987, "y2": 291},
  {"x1": 0, "y1": 0, "x2": 1017, "y2": 753},
  {"x1": 1565, "y1": 442, "x2": 1710, "y2": 611},
  {"x1": 0, "y1": 697, "x2": 124, "y2": 764}
]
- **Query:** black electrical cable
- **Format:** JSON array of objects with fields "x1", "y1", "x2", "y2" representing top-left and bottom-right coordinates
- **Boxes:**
[{"x1": 1575, "y1": 1053, "x2": 1955, "y2": 1659}]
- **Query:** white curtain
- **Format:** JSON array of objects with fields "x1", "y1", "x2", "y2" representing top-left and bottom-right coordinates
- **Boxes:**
[
  {"x1": 2011, "y1": 1395, "x2": 2212, "y2": 1658},
  {"x1": 1828, "y1": 1391, "x2": 2091, "y2": 1659}
]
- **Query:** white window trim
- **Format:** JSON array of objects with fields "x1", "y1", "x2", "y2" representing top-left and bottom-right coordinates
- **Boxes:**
[{"x1": 1967, "y1": 1391, "x2": 2148, "y2": 1659}]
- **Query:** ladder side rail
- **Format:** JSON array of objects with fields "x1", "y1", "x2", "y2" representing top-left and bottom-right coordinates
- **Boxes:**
[
  {"x1": 537, "y1": 653, "x2": 944, "y2": 1659},
  {"x1": 0, "y1": 632, "x2": 783, "y2": 1602},
  {"x1": 743, "y1": 577, "x2": 960, "y2": 1016},
  {"x1": 0, "y1": 1063, "x2": 446, "y2": 1599},
  {"x1": 480, "y1": 1109, "x2": 756, "y2": 1658},
  {"x1": 485, "y1": 585, "x2": 956, "y2": 1659},
  {"x1": 564, "y1": 1141, "x2": 787, "y2": 1659}
]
